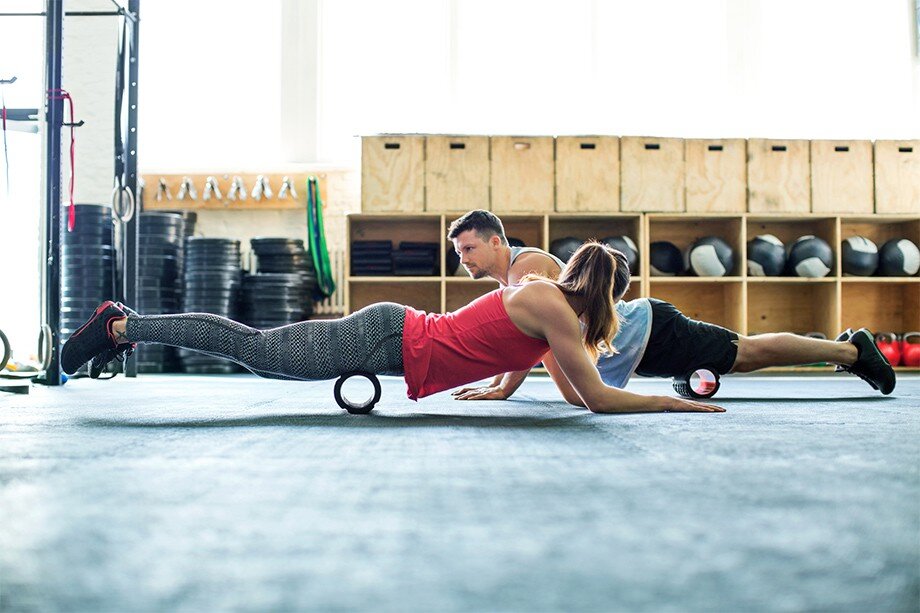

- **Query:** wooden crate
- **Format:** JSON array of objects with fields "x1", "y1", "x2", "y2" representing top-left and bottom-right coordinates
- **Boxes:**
[
  {"x1": 621, "y1": 137, "x2": 684, "y2": 212},
  {"x1": 361, "y1": 135, "x2": 425, "y2": 213},
  {"x1": 425, "y1": 135, "x2": 490, "y2": 213},
  {"x1": 811, "y1": 140, "x2": 873, "y2": 214},
  {"x1": 747, "y1": 139, "x2": 810, "y2": 213},
  {"x1": 685, "y1": 139, "x2": 746, "y2": 213},
  {"x1": 874, "y1": 140, "x2": 920, "y2": 214},
  {"x1": 555, "y1": 136, "x2": 620, "y2": 212},
  {"x1": 490, "y1": 136, "x2": 555, "y2": 213}
]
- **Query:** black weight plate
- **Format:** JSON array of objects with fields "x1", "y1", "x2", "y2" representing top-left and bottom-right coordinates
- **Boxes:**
[
  {"x1": 183, "y1": 261, "x2": 240, "y2": 271},
  {"x1": 139, "y1": 233, "x2": 183, "y2": 245},
  {"x1": 251, "y1": 237, "x2": 304, "y2": 245},
  {"x1": 185, "y1": 238, "x2": 240, "y2": 249},
  {"x1": 61, "y1": 244, "x2": 116, "y2": 255},
  {"x1": 62, "y1": 283, "x2": 115, "y2": 295}
]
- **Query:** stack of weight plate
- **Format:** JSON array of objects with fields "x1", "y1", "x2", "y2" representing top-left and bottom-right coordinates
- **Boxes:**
[
  {"x1": 251, "y1": 237, "x2": 316, "y2": 315},
  {"x1": 136, "y1": 212, "x2": 185, "y2": 373},
  {"x1": 179, "y1": 237, "x2": 242, "y2": 374},
  {"x1": 61, "y1": 205, "x2": 116, "y2": 363},
  {"x1": 241, "y1": 273, "x2": 310, "y2": 328}
]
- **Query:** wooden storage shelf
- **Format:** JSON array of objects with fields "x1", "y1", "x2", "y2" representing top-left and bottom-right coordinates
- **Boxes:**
[
  {"x1": 841, "y1": 281, "x2": 920, "y2": 334},
  {"x1": 345, "y1": 214, "x2": 919, "y2": 352},
  {"x1": 347, "y1": 276, "x2": 439, "y2": 283},
  {"x1": 348, "y1": 280, "x2": 441, "y2": 314},
  {"x1": 649, "y1": 280, "x2": 745, "y2": 332},
  {"x1": 747, "y1": 282, "x2": 838, "y2": 339}
]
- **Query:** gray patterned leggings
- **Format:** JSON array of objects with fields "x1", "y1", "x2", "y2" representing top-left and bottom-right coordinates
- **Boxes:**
[{"x1": 125, "y1": 303, "x2": 406, "y2": 380}]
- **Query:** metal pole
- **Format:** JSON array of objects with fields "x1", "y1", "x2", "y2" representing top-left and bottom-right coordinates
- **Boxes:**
[
  {"x1": 123, "y1": 0, "x2": 139, "y2": 377},
  {"x1": 42, "y1": 0, "x2": 64, "y2": 385}
]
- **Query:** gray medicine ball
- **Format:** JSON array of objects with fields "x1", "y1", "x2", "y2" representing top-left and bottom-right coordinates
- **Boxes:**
[
  {"x1": 601, "y1": 236, "x2": 639, "y2": 274},
  {"x1": 650, "y1": 241, "x2": 685, "y2": 276},
  {"x1": 878, "y1": 238, "x2": 920, "y2": 276},
  {"x1": 747, "y1": 234, "x2": 785, "y2": 276},
  {"x1": 841, "y1": 236, "x2": 879, "y2": 276},
  {"x1": 687, "y1": 236, "x2": 734, "y2": 277},
  {"x1": 787, "y1": 235, "x2": 833, "y2": 277}
]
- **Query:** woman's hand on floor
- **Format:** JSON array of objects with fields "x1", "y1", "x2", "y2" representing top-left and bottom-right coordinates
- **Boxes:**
[
  {"x1": 660, "y1": 396, "x2": 725, "y2": 413},
  {"x1": 451, "y1": 385, "x2": 508, "y2": 400}
]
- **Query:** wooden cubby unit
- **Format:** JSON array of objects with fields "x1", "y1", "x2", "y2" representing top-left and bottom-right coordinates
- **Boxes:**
[
  {"x1": 746, "y1": 215, "x2": 838, "y2": 277},
  {"x1": 346, "y1": 212, "x2": 919, "y2": 372},
  {"x1": 646, "y1": 214, "x2": 745, "y2": 278}
]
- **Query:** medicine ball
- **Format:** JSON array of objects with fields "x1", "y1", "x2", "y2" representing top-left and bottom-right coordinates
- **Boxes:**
[
  {"x1": 650, "y1": 241, "x2": 685, "y2": 276},
  {"x1": 878, "y1": 238, "x2": 920, "y2": 277},
  {"x1": 550, "y1": 236, "x2": 583, "y2": 263},
  {"x1": 507, "y1": 236, "x2": 526, "y2": 248},
  {"x1": 747, "y1": 234, "x2": 785, "y2": 276},
  {"x1": 841, "y1": 236, "x2": 879, "y2": 276},
  {"x1": 787, "y1": 235, "x2": 833, "y2": 277},
  {"x1": 687, "y1": 236, "x2": 734, "y2": 277},
  {"x1": 601, "y1": 236, "x2": 639, "y2": 274},
  {"x1": 446, "y1": 248, "x2": 461, "y2": 275}
]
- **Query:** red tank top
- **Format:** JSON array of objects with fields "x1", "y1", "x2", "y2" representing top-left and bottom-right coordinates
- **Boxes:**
[{"x1": 401, "y1": 288, "x2": 550, "y2": 400}]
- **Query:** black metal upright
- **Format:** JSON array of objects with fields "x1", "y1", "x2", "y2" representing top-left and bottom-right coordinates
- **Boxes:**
[
  {"x1": 123, "y1": 0, "x2": 139, "y2": 377},
  {"x1": 42, "y1": 0, "x2": 64, "y2": 385}
]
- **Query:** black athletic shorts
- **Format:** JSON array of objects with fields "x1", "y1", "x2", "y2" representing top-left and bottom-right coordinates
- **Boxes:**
[{"x1": 635, "y1": 298, "x2": 739, "y2": 378}]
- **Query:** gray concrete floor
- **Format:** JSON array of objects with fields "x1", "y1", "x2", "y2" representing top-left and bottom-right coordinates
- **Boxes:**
[{"x1": 1, "y1": 372, "x2": 918, "y2": 612}]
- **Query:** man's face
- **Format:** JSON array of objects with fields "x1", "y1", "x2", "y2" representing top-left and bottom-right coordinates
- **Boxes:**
[{"x1": 452, "y1": 229, "x2": 497, "y2": 279}]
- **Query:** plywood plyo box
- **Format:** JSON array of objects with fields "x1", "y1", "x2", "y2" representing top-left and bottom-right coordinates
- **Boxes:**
[
  {"x1": 685, "y1": 139, "x2": 747, "y2": 213},
  {"x1": 555, "y1": 136, "x2": 620, "y2": 212},
  {"x1": 747, "y1": 139, "x2": 810, "y2": 213},
  {"x1": 810, "y1": 140, "x2": 873, "y2": 214},
  {"x1": 361, "y1": 135, "x2": 425, "y2": 212},
  {"x1": 490, "y1": 136, "x2": 555, "y2": 213},
  {"x1": 425, "y1": 135, "x2": 490, "y2": 213},
  {"x1": 874, "y1": 140, "x2": 920, "y2": 214},
  {"x1": 620, "y1": 137, "x2": 684, "y2": 212}
]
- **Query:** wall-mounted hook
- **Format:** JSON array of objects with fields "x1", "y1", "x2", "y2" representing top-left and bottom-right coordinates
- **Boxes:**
[
  {"x1": 203, "y1": 176, "x2": 222, "y2": 201},
  {"x1": 156, "y1": 178, "x2": 172, "y2": 201},
  {"x1": 278, "y1": 175, "x2": 298, "y2": 200},
  {"x1": 177, "y1": 176, "x2": 197, "y2": 201},
  {"x1": 251, "y1": 174, "x2": 273, "y2": 201},
  {"x1": 228, "y1": 176, "x2": 248, "y2": 201}
]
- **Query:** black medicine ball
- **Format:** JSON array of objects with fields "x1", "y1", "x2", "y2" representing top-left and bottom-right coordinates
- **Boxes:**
[
  {"x1": 841, "y1": 236, "x2": 879, "y2": 276},
  {"x1": 787, "y1": 235, "x2": 833, "y2": 277},
  {"x1": 747, "y1": 234, "x2": 785, "y2": 276},
  {"x1": 687, "y1": 236, "x2": 734, "y2": 277},
  {"x1": 601, "y1": 236, "x2": 639, "y2": 274},
  {"x1": 878, "y1": 238, "x2": 920, "y2": 277},
  {"x1": 507, "y1": 236, "x2": 526, "y2": 248},
  {"x1": 550, "y1": 236, "x2": 583, "y2": 263},
  {"x1": 650, "y1": 241, "x2": 685, "y2": 276}
]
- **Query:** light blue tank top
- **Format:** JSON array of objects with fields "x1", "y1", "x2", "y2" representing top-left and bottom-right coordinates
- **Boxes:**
[
  {"x1": 598, "y1": 299, "x2": 652, "y2": 388},
  {"x1": 508, "y1": 246, "x2": 651, "y2": 388}
]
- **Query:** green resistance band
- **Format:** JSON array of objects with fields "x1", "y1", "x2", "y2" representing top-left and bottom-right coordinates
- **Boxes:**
[{"x1": 307, "y1": 176, "x2": 336, "y2": 299}]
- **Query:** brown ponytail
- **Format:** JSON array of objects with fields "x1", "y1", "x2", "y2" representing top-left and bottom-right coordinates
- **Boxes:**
[{"x1": 521, "y1": 241, "x2": 630, "y2": 362}]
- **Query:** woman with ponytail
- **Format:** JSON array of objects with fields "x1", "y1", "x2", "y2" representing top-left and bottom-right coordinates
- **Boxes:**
[{"x1": 62, "y1": 242, "x2": 724, "y2": 414}]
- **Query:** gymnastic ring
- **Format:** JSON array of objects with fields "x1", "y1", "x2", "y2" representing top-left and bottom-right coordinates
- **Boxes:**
[
  {"x1": 672, "y1": 368, "x2": 720, "y2": 399},
  {"x1": 37, "y1": 324, "x2": 53, "y2": 372},
  {"x1": 111, "y1": 185, "x2": 135, "y2": 223},
  {"x1": 0, "y1": 328, "x2": 10, "y2": 372},
  {"x1": 334, "y1": 371, "x2": 382, "y2": 414}
]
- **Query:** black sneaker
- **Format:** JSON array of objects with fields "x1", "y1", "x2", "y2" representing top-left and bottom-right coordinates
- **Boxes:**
[
  {"x1": 61, "y1": 301, "x2": 129, "y2": 375},
  {"x1": 847, "y1": 328, "x2": 896, "y2": 395},
  {"x1": 834, "y1": 328, "x2": 854, "y2": 372},
  {"x1": 88, "y1": 302, "x2": 140, "y2": 379}
]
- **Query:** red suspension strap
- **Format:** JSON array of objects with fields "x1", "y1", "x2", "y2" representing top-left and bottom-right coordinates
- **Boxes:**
[{"x1": 47, "y1": 89, "x2": 76, "y2": 231}]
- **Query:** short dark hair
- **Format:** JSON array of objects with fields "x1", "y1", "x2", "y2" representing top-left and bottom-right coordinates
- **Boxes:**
[{"x1": 447, "y1": 210, "x2": 508, "y2": 245}]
